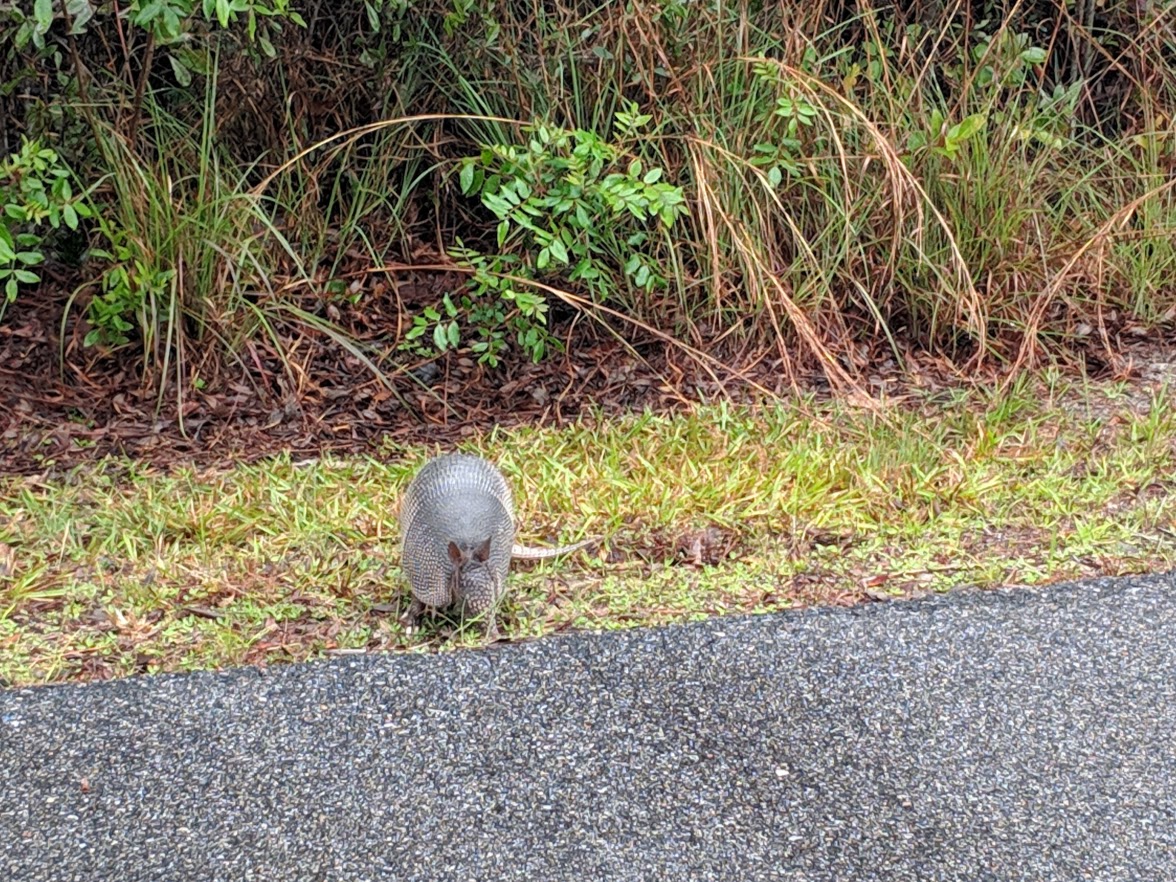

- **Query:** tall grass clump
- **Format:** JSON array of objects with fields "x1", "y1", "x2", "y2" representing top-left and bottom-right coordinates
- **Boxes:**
[
  {"x1": 76, "y1": 88, "x2": 284, "y2": 394},
  {"x1": 1, "y1": 0, "x2": 1173, "y2": 392}
]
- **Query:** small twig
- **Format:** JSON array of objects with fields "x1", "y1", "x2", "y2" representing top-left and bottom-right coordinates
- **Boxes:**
[
  {"x1": 58, "y1": 1, "x2": 92, "y2": 109},
  {"x1": 126, "y1": 32, "x2": 156, "y2": 154}
]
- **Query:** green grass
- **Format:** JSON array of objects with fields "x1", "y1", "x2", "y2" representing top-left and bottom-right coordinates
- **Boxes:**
[{"x1": 4, "y1": 372, "x2": 1176, "y2": 686}]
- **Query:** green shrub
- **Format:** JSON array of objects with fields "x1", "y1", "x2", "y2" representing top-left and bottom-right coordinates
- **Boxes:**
[
  {"x1": 402, "y1": 108, "x2": 687, "y2": 366},
  {"x1": 0, "y1": 139, "x2": 91, "y2": 313}
]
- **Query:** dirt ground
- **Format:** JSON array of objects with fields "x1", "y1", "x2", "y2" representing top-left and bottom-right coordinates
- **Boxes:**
[{"x1": 1, "y1": 275, "x2": 1171, "y2": 476}]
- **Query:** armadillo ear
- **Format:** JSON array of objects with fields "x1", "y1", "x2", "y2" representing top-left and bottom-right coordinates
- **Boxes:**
[
  {"x1": 473, "y1": 537, "x2": 492, "y2": 562},
  {"x1": 448, "y1": 541, "x2": 464, "y2": 564}
]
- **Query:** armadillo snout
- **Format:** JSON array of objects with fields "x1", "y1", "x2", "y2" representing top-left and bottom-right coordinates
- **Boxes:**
[
  {"x1": 448, "y1": 536, "x2": 502, "y2": 615},
  {"x1": 455, "y1": 561, "x2": 502, "y2": 617}
]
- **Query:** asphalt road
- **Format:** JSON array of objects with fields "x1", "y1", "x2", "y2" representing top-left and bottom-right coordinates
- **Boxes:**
[{"x1": 3, "y1": 574, "x2": 1175, "y2": 881}]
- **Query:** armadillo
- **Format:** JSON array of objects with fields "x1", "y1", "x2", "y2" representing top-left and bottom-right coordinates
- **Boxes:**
[{"x1": 398, "y1": 452, "x2": 595, "y2": 639}]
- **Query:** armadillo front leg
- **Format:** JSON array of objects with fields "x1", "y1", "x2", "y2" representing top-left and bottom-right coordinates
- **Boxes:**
[{"x1": 401, "y1": 596, "x2": 426, "y2": 633}]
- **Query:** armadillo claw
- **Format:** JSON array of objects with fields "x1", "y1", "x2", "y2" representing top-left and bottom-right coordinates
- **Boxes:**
[{"x1": 400, "y1": 597, "x2": 425, "y2": 636}]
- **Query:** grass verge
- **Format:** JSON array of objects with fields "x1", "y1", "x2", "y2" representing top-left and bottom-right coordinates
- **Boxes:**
[{"x1": 3, "y1": 371, "x2": 1176, "y2": 686}]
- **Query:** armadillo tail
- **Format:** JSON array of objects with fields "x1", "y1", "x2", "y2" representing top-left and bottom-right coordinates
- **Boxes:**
[{"x1": 511, "y1": 536, "x2": 598, "y2": 560}]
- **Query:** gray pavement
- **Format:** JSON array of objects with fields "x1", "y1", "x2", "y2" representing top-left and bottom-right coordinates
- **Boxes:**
[{"x1": 2, "y1": 574, "x2": 1175, "y2": 881}]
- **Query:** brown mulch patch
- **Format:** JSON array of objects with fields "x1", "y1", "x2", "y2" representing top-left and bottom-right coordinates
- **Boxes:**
[
  {"x1": 0, "y1": 272, "x2": 828, "y2": 476},
  {"x1": 2, "y1": 270, "x2": 1171, "y2": 477}
]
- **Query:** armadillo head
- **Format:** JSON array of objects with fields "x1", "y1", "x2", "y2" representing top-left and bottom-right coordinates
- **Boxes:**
[{"x1": 447, "y1": 537, "x2": 503, "y2": 617}]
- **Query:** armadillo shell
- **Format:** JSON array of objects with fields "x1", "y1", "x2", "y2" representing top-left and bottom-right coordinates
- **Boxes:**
[{"x1": 400, "y1": 453, "x2": 515, "y2": 609}]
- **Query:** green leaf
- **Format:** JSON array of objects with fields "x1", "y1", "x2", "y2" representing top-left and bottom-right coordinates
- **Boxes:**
[
  {"x1": 432, "y1": 322, "x2": 448, "y2": 351},
  {"x1": 446, "y1": 321, "x2": 460, "y2": 349},
  {"x1": 163, "y1": 7, "x2": 182, "y2": 38},
  {"x1": 34, "y1": 0, "x2": 54, "y2": 28},
  {"x1": 5, "y1": 277, "x2": 18, "y2": 301},
  {"x1": 659, "y1": 204, "x2": 684, "y2": 226},
  {"x1": 14, "y1": 269, "x2": 40, "y2": 284},
  {"x1": 767, "y1": 166, "x2": 783, "y2": 188},
  {"x1": 169, "y1": 55, "x2": 193, "y2": 87},
  {"x1": 483, "y1": 193, "x2": 511, "y2": 218},
  {"x1": 14, "y1": 21, "x2": 34, "y2": 49},
  {"x1": 364, "y1": 0, "x2": 381, "y2": 31},
  {"x1": 536, "y1": 247, "x2": 550, "y2": 270},
  {"x1": 948, "y1": 113, "x2": 986, "y2": 143},
  {"x1": 67, "y1": 0, "x2": 96, "y2": 33},
  {"x1": 459, "y1": 162, "x2": 475, "y2": 195},
  {"x1": 548, "y1": 238, "x2": 569, "y2": 264},
  {"x1": 1021, "y1": 47, "x2": 1047, "y2": 65}
]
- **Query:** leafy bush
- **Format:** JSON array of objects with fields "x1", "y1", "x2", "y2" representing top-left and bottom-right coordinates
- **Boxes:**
[
  {"x1": 0, "y1": 139, "x2": 91, "y2": 312},
  {"x1": 406, "y1": 107, "x2": 688, "y2": 365}
]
